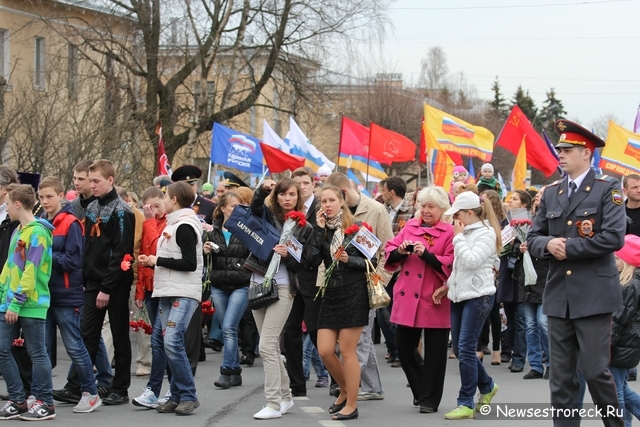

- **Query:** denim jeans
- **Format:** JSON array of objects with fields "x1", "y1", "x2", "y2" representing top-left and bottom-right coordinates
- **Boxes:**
[
  {"x1": 0, "y1": 313, "x2": 53, "y2": 405},
  {"x1": 158, "y1": 297, "x2": 199, "y2": 403},
  {"x1": 609, "y1": 366, "x2": 640, "y2": 426},
  {"x1": 46, "y1": 307, "x2": 97, "y2": 395},
  {"x1": 450, "y1": 295, "x2": 496, "y2": 408},
  {"x1": 303, "y1": 332, "x2": 328, "y2": 380},
  {"x1": 211, "y1": 287, "x2": 249, "y2": 372},
  {"x1": 504, "y1": 302, "x2": 527, "y2": 369},
  {"x1": 523, "y1": 302, "x2": 549, "y2": 373},
  {"x1": 145, "y1": 294, "x2": 169, "y2": 398}
]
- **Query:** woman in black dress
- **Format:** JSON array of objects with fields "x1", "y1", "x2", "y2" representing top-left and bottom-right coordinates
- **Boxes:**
[{"x1": 309, "y1": 185, "x2": 374, "y2": 421}]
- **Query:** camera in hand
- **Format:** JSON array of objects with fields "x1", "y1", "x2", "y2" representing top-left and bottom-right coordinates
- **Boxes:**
[
  {"x1": 406, "y1": 244, "x2": 415, "y2": 253},
  {"x1": 208, "y1": 242, "x2": 220, "y2": 253}
]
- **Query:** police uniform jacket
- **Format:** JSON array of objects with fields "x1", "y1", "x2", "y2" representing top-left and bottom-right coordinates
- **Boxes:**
[
  {"x1": 194, "y1": 195, "x2": 215, "y2": 225},
  {"x1": 527, "y1": 169, "x2": 625, "y2": 319}
]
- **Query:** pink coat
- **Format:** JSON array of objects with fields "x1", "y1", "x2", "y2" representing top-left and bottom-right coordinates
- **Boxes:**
[{"x1": 384, "y1": 218, "x2": 454, "y2": 329}]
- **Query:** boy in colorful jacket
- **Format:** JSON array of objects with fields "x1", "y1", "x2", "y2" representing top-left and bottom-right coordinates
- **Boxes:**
[
  {"x1": 39, "y1": 177, "x2": 102, "y2": 413},
  {"x1": 0, "y1": 184, "x2": 55, "y2": 420}
]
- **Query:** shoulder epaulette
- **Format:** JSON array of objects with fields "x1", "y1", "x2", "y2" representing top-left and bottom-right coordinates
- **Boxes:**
[
  {"x1": 547, "y1": 180, "x2": 561, "y2": 187},
  {"x1": 595, "y1": 174, "x2": 613, "y2": 182}
]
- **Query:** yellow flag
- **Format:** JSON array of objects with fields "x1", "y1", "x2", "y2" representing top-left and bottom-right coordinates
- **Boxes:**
[
  {"x1": 424, "y1": 103, "x2": 495, "y2": 162},
  {"x1": 423, "y1": 120, "x2": 456, "y2": 188},
  {"x1": 512, "y1": 136, "x2": 527, "y2": 191},
  {"x1": 600, "y1": 121, "x2": 640, "y2": 175}
]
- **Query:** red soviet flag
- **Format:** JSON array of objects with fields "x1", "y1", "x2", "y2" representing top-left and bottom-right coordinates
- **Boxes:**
[
  {"x1": 369, "y1": 122, "x2": 416, "y2": 165},
  {"x1": 495, "y1": 106, "x2": 559, "y2": 177},
  {"x1": 260, "y1": 142, "x2": 306, "y2": 173}
]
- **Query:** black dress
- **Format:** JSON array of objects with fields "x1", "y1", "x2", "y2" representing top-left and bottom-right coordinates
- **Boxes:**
[{"x1": 309, "y1": 226, "x2": 375, "y2": 329}]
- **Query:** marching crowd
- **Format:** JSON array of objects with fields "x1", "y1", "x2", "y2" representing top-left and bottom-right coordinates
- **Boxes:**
[{"x1": 0, "y1": 119, "x2": 637, "y2": 427}]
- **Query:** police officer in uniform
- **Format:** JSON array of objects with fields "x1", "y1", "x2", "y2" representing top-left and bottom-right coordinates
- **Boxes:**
[
  {"x1": 528, "y1": 120, "x2": 625, "y2": 427},
  {"x1": 222, "y1": 171, "x2": 250, "y2": 190},
  {"x1": 171, "y1": 165, "x2": 215, "y2": 225}
]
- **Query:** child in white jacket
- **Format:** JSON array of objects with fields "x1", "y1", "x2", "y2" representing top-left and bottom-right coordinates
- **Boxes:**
[{"x1": 443, "y1": 191, "x2": 502, "y2": 420}]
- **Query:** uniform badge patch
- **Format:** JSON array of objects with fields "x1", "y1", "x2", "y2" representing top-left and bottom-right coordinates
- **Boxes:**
[
  {"x1": 577, "y1": 219, "x2": 595, "y2": 238},
  {"x1": 612, "y1": 190, "x2": 623, "y2": 205}
]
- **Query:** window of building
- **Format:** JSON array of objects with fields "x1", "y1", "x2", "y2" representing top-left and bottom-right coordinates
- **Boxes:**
[
  {"x1": 206, "y1": 81, "x2": 215, "y2": 111},
  {"x1": 67, "y1": 44, "x2": 78, "y2": 100},
  {"x1": 34, "y1": 37, "x2": 45, "y2": 89}
]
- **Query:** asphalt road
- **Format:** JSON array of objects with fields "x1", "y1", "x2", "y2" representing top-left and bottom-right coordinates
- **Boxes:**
[{"x1": 10, "y1": 331, "x2": 638, "y2": 426}]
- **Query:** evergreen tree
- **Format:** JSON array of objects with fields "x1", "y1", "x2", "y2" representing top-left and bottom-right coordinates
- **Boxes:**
[
  {"x1": 511, "y1": 85, "x2": 537, "y2": 122},
  {"x1": 489, "y1": 77, "x2": 508, "y2": 120},
  {"x1": 537, "y1": 88, "x2": 567, "y2": 136}
]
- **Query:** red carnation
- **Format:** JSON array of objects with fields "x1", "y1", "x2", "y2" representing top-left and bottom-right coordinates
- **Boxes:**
[
  {"x1": 121, "y1": 254, "x2": 134, "y2": 271},
  {"x1": 362, "y1": 222, "x2": 373, "y2": 232},
  {"x1": 285, "y1": 211, "x2": 307, "y2": 227},
  {"x1": 345, "y1": 225, "x2": 360, "y2": 235}
]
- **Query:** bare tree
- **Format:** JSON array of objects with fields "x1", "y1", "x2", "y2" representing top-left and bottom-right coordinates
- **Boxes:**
[
  {"x1": 37, "y1": 0, "x2": 389, "y2": 170},
  {"x1": 590, "y1": 113, "x2": 623, "y2": 140},
  {"x1": 418, "y1": 46, "x2": 448, "y2": 91}
]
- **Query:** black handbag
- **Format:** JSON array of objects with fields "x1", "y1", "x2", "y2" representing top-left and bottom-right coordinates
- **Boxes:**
[
  {"x1": 247, "y1": 279, "x2": 279, "y2": 310},
  {"x1": 225, "y1": 205, "x2": 280, "y2": 263}
]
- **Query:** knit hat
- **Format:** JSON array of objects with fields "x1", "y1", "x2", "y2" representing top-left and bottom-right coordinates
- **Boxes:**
[
  {"x1": 481, "y1": 163, "x2": 494, "y2": 173},
  {"x1": 318, "y1": 164, "x2": 332, "y2": 177},
  {"x1": 202, "y1": 182, "x2": 213, "y2": 192},
  {"x1": 616, "y1": 235, "x2": 640, "y2": 268}
]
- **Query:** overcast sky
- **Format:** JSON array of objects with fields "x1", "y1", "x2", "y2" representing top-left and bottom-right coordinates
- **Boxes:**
[{"x1": 382, "y1": 0, "x2": 640, "y2": 130}]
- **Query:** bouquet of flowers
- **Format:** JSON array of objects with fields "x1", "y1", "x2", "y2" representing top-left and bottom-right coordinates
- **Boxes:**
[
  {"x1": 201, "y1": 300, "x2": 215, "y2": 315},
  {"x1": 121, "y1": 254, "x2": 134, "y2": 271},
  {"x1": 316, "y1": 222, "x2": 373, "y2": 299},
  {"x1": 129, "y1": 306, "x2": 153, "y2": 335},
  {"x1": 507, "y1": 208, "x2": 537, "y2": 286},
  {"x1": 262, "y1": 211, "x2": 307, "y2": 288}
]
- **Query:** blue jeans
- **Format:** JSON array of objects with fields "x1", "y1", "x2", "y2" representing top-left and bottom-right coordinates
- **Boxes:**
[
  {"x1": 46, "y1": 307, "x2": 97, "y2": 395},
  {"x1": 145, "y1": 294, "x2": 169, "y2": 398},
  {"x1": 211, "y1": 287, "x2": 249, "y2": 372},
  {"x1": 158, "y1": 297, "x2": 199, "y2": 403},
  {"x1": 523, "y1": 302, "x2": 549, "y2": 373},
  {"x1": 303, "y1": 332, "x2": 327, "y2": 380},
  {"x1": 0, "y1": 313, "x2": 53, "y2": 405},
  {"x1": 609, "y1": 366, "x2": 640, "y2": 426},
  {"x1": 450, "y1": 295, "x2": 496, "y2": 408}
]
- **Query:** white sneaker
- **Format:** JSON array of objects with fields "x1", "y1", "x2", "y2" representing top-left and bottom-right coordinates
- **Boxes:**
[
  {"x1": 280, "y1": 399, "x2": 294, "y2": 415},
  {"x1": 157, "y1": 390, "x2": 171, "y2": 405},
  {"x1": 132, "y1": 387, "x2": 159, "y2": 409},
  {"x1": 73, "y1": 392, "x2": 102, "y2": 413},
  {"x1": 253, "y1": 406, "x2": 282, "y2": 419}
]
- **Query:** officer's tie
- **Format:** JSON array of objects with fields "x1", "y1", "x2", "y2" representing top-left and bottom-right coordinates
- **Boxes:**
[{"x1": 568, "y1": 181, "x2": 577, "y2": 201}]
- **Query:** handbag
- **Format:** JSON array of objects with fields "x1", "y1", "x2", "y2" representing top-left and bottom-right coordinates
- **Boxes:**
[
  {"x1": 225, "y1": 205, "x2": 280, "y2": 263},
  {"x1": 247, "y1": 278, "x2": 279, "y2": 310},
  {"x1": 365, "y1": 258, "x2": 390, "y2": 309}
]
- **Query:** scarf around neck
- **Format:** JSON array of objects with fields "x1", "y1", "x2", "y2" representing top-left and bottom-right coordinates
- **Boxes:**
[{"x1": 326, "y1": 211, "x2": 344, "y2": 260}]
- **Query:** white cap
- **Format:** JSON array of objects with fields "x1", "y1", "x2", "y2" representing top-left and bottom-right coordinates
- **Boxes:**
[
  {"x1": 481, "y1": 163, "x2": 494, "y2": 173},
  {"x1": 318, "y1": 164, "x2": 332, "y2": 177},
  {"x1": 444, "y1": 191, "x2": 481, "y2": 216}
]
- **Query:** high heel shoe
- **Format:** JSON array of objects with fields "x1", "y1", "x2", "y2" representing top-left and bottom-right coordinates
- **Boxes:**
[
  {"x1": 332, "y1": 408, "x2": 359, "y2": 420},
  {"x1": 329, "y1": 400, "x2": 346, "y2": 414},
  {"x1": 491, "y1": 351, "x2": 501, "y2": 365}
]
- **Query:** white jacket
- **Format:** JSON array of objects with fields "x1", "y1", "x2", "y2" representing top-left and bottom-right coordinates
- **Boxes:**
[
  {"x1": 152, "y1": 208, "x2": 203, "y2": 301},
  {"x1": 447, "y1": 220, "x2": 498, "y2": 303}
]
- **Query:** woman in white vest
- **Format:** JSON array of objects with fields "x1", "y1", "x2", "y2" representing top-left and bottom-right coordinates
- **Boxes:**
[{"x1": 138, "y1": 182, "x2": 203, "y2": 416}]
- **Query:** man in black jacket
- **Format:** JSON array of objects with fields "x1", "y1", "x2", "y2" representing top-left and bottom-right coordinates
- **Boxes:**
[{"x1": 68, "y1": 160, "x2": 135, "y2": 406}]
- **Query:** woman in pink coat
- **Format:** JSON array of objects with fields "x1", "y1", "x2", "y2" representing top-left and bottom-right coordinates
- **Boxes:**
[{"x1": 384, "y1": 186, "x2": 454, "y2": 414}]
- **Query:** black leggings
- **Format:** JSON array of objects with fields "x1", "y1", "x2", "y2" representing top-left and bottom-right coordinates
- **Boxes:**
[{"x1": 478, "y1": 297, "x2": 501, "y2": 351}]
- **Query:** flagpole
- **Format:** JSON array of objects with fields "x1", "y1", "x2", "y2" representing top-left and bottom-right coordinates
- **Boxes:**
[
  {"x1": 366, "y1": 122, "x2": 372, "y2": 193},
  {"x1": 337, "y1": 114, "x2": 344, "y2": 171},
  {"x1": 207, "y1": 161, "x2": 212, "y2": 184}
]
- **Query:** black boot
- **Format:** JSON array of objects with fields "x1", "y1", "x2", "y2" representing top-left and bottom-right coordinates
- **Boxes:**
[
  {"x1": 230, "y1": 374, "x2": 242, "y2": 387},
  {"x1": 229, "y1": 368, "x2": 242, "y2": 387},
  {"x1": 214, "y1": 375, "x2": 231, "y2": 389}
]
